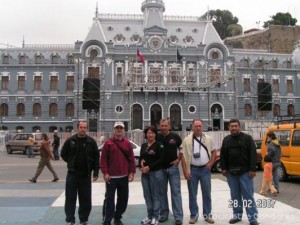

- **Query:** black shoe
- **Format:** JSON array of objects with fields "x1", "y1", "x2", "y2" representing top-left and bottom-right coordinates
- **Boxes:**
[
  {"x1": 250, "y1": 221, "x2": 259, "y2": 225},
  {"x1": 159, "y1": 216, "x2": 168, "y2": 222},
  {"x1": 103, "y1": 222, "x2": 111, "y2": 225},
  {"x1": 175, "y1": 220, "x2": 183, "y2": 225},
  {"x1": 229, "y1": 218, "x2": 242, "y2": 224},
  {"x1": 28, "y1": 179, "x2": 36, "y2": 183},
  {"x1": 52, "y1": 178, "x2": 59, "y2": 182},
  {"x1": 114, "y1": 219, "x2": 123, "y2": 225}
]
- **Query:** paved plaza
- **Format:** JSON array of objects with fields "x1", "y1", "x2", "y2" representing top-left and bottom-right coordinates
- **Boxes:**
[{"x1": 0, "y1": 179, "x2": 299, "y2": 225}]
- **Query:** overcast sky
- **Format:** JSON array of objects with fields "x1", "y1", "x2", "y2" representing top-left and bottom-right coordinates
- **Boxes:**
[{"x1": 0, "y1": 0, "x2": 299, "y2": 48}]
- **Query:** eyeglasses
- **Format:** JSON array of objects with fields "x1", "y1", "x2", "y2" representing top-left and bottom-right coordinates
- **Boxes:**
[{"x1": 115, "y1": 126, "x2": 124, "y2": 129}]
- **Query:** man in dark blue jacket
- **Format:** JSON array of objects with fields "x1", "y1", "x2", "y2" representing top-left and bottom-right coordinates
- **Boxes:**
[{"x1": 61, "y1": 120, "x2": 99, "y2": 225}]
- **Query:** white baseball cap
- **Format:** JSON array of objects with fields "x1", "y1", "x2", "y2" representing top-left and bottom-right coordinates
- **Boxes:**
[{"x1": 114, "y1": 121, "x2": 125, "y2": 128}]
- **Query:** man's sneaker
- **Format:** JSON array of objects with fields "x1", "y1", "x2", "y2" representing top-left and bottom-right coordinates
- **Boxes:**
[
  {"x1": 28, "y1": 178, "x2": 36, "y2": 183},
  {"x1": 205, "y1": 217, "x2": 215, "y2": 224},
  {"x1": 141, "y1": 217, "x2": 152, "y2": 225},
  {"x1": 175, "y1": 220, "x2": 183, "y2": 225},
  {"x1": 80, "y1": 222, "x2": 90, "y2": 225},
  {"x1": 114, "y1": 219, "x2": 124, "y2": 225},
  {"x1": 189, "y1": 214, "x2": 199, "y2": 224},
  {"x1": 229, "y1": 218, "x2": 242, "y2": 224},
  {"x1": 159, "y1": 216, "x2": 168, "y2": 222},
  {"x1": 150, "y1": 218, "x2": 158, "y2": 225}
]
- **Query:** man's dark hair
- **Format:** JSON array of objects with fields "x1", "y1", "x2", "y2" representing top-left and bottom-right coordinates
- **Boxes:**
[
  {"x1": 229, "y1": 118, "x2": 240, "y2": 126},
  {"x1": 267, "y1": 131, "x2": 277, "y2": 140}
]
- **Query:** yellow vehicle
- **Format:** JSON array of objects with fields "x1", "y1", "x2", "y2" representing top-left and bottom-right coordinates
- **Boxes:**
[{"x1": 261, "y1": 115, "x2": 300, "y2": 181}]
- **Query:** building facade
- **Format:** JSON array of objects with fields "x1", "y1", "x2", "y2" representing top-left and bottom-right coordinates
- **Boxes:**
[{"x1": 0, "y1": 0, "x2": 299, "y2": 132}]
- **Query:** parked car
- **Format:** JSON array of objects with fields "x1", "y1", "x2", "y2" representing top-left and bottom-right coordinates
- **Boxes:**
[
  {"x1": 99, "y1": 140, "x2": 141, "y2": 167},
  {"x1": 6, "y1": 132, "x2": 43, "y2": 154},
  {"x1": 211, "y1": 149, "x2": 222, "y2": 173}
]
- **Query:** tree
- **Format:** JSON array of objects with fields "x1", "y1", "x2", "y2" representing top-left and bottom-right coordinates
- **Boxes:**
[
  {"x1": 263, "y1": 12, "x2": 297, "y2": 28},
  {"x1": 202, "y1": 10, "x2": 242, "y2": 39}
]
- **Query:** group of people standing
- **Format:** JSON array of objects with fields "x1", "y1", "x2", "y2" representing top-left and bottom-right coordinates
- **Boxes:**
[{"x1": 28, "y1": 118, "x2": 281, "y2": 225}]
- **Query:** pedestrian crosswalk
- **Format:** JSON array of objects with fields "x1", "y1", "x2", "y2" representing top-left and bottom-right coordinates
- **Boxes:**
[{"x1": 51, "y1": 179, "x2": 300, "y2": 225}]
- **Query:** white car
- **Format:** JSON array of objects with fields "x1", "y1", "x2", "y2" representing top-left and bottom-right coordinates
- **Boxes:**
[{"x1": 98, "y1": 140, "x2": 141, "y2": 167}]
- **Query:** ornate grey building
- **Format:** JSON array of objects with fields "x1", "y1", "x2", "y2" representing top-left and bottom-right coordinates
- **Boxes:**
[{"x1": 0, "y1": 0, "x2": 299, "y2": 132}]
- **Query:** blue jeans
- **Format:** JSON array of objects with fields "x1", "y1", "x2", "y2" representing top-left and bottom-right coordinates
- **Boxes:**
[
  {"x1": 187, "y1": 166, "x2": 212, "y2": 219},
  {"x1": 142, "y1": 169, "x2": 163, "y2": 220},
  {"x1": 272, "y1": 163, "x2": 280, "y2": 192},
  {"x1": 65, "y1": 173, "x2": 92, "y2": 224},
  {"x1": 27, "y1": 146, "x2": 34, "y2": 157},
  {"x1": 102, "y1": 176, "x2": 129, "y2": 223},
  {"x1": 160, "y1": 166, "x2": 183, "y2": 221},
  {"x1": 227, "y1": 172, "x2": 258, "y2": 223}
]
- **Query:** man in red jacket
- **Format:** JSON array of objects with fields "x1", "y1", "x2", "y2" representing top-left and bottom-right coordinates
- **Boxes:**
[{"x1": 100, "y1": 121, "x2": 136, "y2": 225}]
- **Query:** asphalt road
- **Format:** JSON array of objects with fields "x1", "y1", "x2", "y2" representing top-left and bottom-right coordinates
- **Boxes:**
[{"x1": 1, "y1": 150, "x2": 300, "y2": 210}]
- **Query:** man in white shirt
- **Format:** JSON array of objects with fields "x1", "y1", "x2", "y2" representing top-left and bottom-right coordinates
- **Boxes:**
[{"x1": 181, "y1": 119, "x2": 217, "y2": 224}]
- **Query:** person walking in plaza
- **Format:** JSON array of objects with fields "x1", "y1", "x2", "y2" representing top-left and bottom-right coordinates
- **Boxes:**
[
  {"x1": 52, "y1": 130, "x2": 60, "y2": 160},
  {"x1": 27, "y1": 134, "x2": 35, "y2": 158},
  {"x1": 259, "y1": 154, "x2": 277, "y2": 196},
  {"x1": 266, "y1": 131, "x2": 281, "y2": 193},
  {"x1": 140, "y1": 126, "x2": 165, "y2": 225},
  {"x1": 220, "y1": 118, "x2": 259, "y2": 225},
  {"x1": 181, "y1": 119, "x2": 216, "y2": 224},
  {"x1": 28, "y1": 133, "x2": 59, "y2": 183},
  {"x1": 100, "y1": 121, "x2": 136, "y2": 225},
  {"x1": 60, "y1": 121, "x2": 99, "y2": 225},
  {"x1": 156, "y1": 118, "x2": 183, "y2": 225}
]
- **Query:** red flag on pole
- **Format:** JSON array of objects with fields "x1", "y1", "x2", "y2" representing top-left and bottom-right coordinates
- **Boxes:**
[{"x1": 137, "y1": 48, "x2": 145, "y2": 63}]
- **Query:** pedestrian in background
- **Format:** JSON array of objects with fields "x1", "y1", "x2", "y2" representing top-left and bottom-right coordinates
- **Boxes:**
[
  {"x1": 27, "y1": 134, "x2": 35, "y2": 158},
  {"x1": 156, "y1": 118, "x2": 183, "y2": 225},
  {"x1": 28, "y1": 133, "x2": 59, "y2": 183},
  {"x1": 52, "y1": 130, "x2": 60, "y2": 160},
  {"x1": 266, "y1": 131, "x2": 281, "y2": 193},
  {"x1": 100, "y1": 121, "x2": 136, "y2": 225},
  {"x1": 220, "y1": 118, "x2": 258, "y2": 225},
  {"x1": 61, "y1": 121, "x2": 99, "y2": 225},
  {"x1": 181, "y1": 119, "x2": 216, "y2": 224},
  {"x1": 140, "y1": 126, "x2": 164, "y2": 225},
  {"x1": 259, "y1": 154, "x2": 277, "y2": 196}
]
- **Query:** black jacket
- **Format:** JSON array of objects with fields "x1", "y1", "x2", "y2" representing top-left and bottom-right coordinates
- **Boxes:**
[
  {"x1": 61, "y1": 134, "x2": 99, "y2": 178},
  {"x1": 220, "y1": 132, "x2": 257, "y2": 172}
]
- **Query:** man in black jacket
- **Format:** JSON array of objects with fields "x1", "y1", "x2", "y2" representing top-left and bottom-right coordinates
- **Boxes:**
[
  {"x1": 61, "y1": 121, "x2": 99, "y2": 225},
  {"x1": 52, "y1": 130, "x2": 60, "y2": 160},
  {"x1": 220, "y1": 119, "x2": 258, "y2": 225}
]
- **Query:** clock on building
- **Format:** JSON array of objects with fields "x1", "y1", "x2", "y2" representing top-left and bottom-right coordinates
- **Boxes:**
[{"x1": 149, "y1": 36, "x2": 163, "y2": 50}]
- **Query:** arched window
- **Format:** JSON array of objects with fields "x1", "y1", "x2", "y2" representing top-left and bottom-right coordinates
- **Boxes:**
[
  {"x1": 244, "y1": 104, "x2": 252, "y2": 117},
  {"x1": 35, "y1": 55, "x2": 42, "y2": 64},
  {"x1": 19, "y1": 55, "x2": 25, "y2": 64},
  {"x1": 273, "y1": 104, "x2": 280, "y2": 117},
  {"x1": 131, "y1": 104, "x2": 143, "y2": 130},
  {"x1": 66, "y1": 103, "x2": 74, "y2": 117},
  {"x1": 52, "y1": 55, "x2": 58, "y2": 64},
  {"x1": 16, "y1": 103, "x2": 25, "y2": 116},
  {"x1": 49, "y1": 103, "x2": 58, "y2": 117},
  {"x1": 0, "y1": 103, "x2": 8, "y2": 116},
  {"x1": 287, "y1": 104, "x2": 294, "y2": 116},
  {"x1": 33, "y1": 103, "x2": 41, "y2": 117},
  {"x1": 68, "y1": 55, "x2": 74, "y2": 64},
  {"x1": 170, "y1": 104, "x2": 182, "y2": 131},
  {"x1": 150, "y1": 104, "x2": 162, "y2": 127},
  {"x1": 3, "y1": 55, "x2": 9, "y2": 64},
  {"x1": 242, "y1": 59, "x2": 249, "y2": 67}
]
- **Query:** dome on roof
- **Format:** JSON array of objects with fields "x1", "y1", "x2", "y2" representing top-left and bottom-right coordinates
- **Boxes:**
[{"x1": 292, "y1": 44, "x2": 300, "y2": 65}]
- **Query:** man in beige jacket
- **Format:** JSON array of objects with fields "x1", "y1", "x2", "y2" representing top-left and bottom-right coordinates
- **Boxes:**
[{"x1": 181, "y1": 119, "x2": 217, "y2": 224}]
